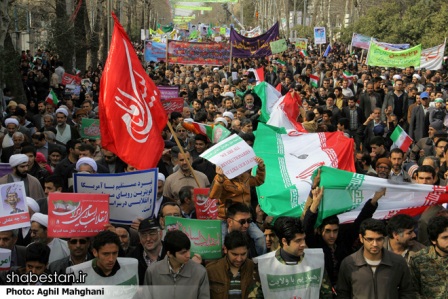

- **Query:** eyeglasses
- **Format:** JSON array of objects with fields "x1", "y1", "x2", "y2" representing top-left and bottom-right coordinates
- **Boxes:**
[
  {"x1": 229, "y1": 218, "x2": 253, "y2": 225},
  {"x1": 362, "y1": 236, "x2": 384, "y2": 243},
  {"x1": 69, "y1": 239, "x2": 88, "y2": 245},
  {"x1": 139, "y1": 230, "x2": 159, "y2": 238}
]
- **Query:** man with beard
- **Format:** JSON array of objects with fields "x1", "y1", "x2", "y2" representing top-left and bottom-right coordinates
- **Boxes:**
[
  {"x1": 410, "y1": 215, "x2": 448, "y2": 298},
  {"x1": 337, "y1": 219, "x2": 414, "y2": 298},
  {"x1": 30, "y1": 212, "x2": 70, "y2": 264},
  {"x1": 374, "y1": 158, "x2": 392, "y2": 179},
  {"x1": 389, "y1": 148, "x2": 412, "y2": 183},
  {"x1": 384, "y1": 214, "x2": 425, "y2": 265},
  {"x1": 2, "y1": 118, "x2": 20, "y2": 149},
  {"x1": 0, "y1": 154, "x2": 45, "y2": 200},
  {"x1": 127, "y1": 217, "x2": 165, "y2": 285},
  {"x1": 54, "y1": 107, "x2": 80, "y2": 145}
]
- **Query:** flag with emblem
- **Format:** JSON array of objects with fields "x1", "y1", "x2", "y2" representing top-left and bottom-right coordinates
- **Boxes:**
[
  {"x1": 254, "y1": 124, "x2": 355, "y2": 219},
  {"x1": 313, "y1": 166, "x2": 448, "y2": 226},
  {"x1": 99, "y1": 13, "x2": 167, "y2": 169}
]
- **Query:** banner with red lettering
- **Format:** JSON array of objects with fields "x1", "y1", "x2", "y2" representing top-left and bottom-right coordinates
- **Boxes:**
[
  {"x1": 48, "y1": 193, "x2": 109, "y2": 238},
  {"x1": 167, "y1": 40, "x2": 230, "y2": 65}
]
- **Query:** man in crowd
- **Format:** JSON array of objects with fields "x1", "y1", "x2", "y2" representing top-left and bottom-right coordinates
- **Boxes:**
[
  {"x1": 49, "y1": 237, "x2": 92, "y2": 276},
  {"x1": 410, "y1": 215, "x2": 448, "y2": 298},
  {"x1": 144, "y1": 230, "x2": 209, "y2": 298},
  {"x1": 337, "y1": 219, "x2": 415, "y2": 298}
]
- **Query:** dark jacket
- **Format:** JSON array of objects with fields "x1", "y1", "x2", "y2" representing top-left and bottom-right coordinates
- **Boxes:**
[
  {"x1": 337, "y1": 248, "x2": 416, "y2": 299},
  {"x1": 206, "y1": 256, "x2": 259, "y2": 299},
  {"x1": 126, "y1": 243, "x2": 166, "y2": 285},
  {"x1": 303, "y1": 198, "x2": 378, "y2": 286}
]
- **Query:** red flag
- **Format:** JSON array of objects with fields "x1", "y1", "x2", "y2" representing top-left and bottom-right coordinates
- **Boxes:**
[{"x1": 99, "y1": 13, "x2": 167, "y2": 169}]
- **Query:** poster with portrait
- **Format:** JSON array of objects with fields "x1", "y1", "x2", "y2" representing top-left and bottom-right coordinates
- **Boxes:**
[
  {"x1": 314, "y1": 27, "x2": 326, "y2": 45},
  {"x1": 0, "y1": 182, "x2": 31, "y2": 231}
]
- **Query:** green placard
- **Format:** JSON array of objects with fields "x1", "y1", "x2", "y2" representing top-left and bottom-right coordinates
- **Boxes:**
[
  {"x1": 270, "y1": 39, "x2": 287, "y2": 54},
  {"x1": 164, "y1": 217, "x2": 222, "y2": 259},
  {"x1": 367, "y1": 42, "x2": 421, "y2": 67},
  {"x1": 80, "y1": 118, "x2": 100, "y2": 140}
]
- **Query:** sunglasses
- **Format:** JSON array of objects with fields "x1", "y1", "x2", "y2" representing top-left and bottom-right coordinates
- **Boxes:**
[
  {"x1": 230, "y1": 218, "x2": 253, "y2": 225},
  {"x1": 69, "y1": 239, "x2": 88, "y2": 245}
]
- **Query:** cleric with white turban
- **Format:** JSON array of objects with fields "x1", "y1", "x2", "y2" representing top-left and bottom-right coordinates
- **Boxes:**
[{"x1": 76, "y1": 157, "x2": 98, "y2": 173}]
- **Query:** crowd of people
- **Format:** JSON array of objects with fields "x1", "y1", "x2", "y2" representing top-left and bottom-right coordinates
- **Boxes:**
[{"x1": 0, "y1": 38, "x2": 447, "y2": 298}]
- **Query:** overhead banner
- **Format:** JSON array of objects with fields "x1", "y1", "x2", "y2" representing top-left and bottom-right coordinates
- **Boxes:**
[
  {"x1": 367, "y1": 42, "x2": 421, "y2": 67},
  {"x1": 144, "y1": 41, "x2": 167, "y2": 62},
  {"x1": 157, "y1": 86, "x2": 179, "y2": 100},
  {"x1": 417, "y1": 41, "x2": 446, "y2": 70},
  {"x1": 48, "y1": 193, "x2": 109, "y2": 238},
  {"x1": 172, "y1": 0, "x2": 237, "y2": 2},
  {"x1": 173, "y1": 5, "x2": 212, "y2": 10},
  {"x1": 74, "y1": 169, "x2": 158, "y2": 225},
  {"x1": 167, "y1": 40, "x2": 230, "y2": 65},
  {"x1": 351, "y1": 33, "x2": 411, "y2": 50},
  {"x1": 313, "y1": 27, "x2": 326, "y2": 45},
  {"x1": 230, "y1": 22, "x2": 279, "y2": 58},
  {"x1": 165, "y1": 217, "x2": 222, "y2": 259},
  {"x1": 351, "y1": 33, "x2": 371, "y2": 50}
]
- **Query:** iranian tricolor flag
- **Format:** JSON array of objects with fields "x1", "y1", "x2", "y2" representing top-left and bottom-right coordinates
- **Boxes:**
[
  {"x1": 254, "y1": 123, "x2": 355, "y2": 218},
  {"x1": 309, "y1": 74, "x2": 319, "y2": 88},
  {"x1": 299, "y1": 49, "x2": 309, "y2": 58},
  {"x1": 390, "y1": 125, "x2": 413, "y2": 152},
  {"x1": 182, "y1": 121, "x2": 213, "y2": 140},
  {"x1": 314, "y1": 166, "x2": 448, "y2": 226},
  {"x1": 247, "y1": 67, "x2": 265, "y2": 84},
  {"x1": 267, "y1": 92, "x2": 306, "y2": 133},
  {"x1": 254, "y1": 81, "x2": 282, "y2": 123},
  {"x1": 342, "y1": 70, "x2": 354, "y2": 81},
  {"x1": 45, "y1": 90, "x2": 59, "y2": 106}
]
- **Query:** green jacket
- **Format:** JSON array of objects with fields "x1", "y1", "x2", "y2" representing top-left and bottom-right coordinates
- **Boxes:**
[{"x1": 409, "y1": 245, "x2": 447, "y2": 299}]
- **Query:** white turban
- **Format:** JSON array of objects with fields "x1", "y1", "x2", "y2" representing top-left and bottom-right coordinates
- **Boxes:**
[
  {"x1": 76, "y1": 157, "x2": 97, "y2": 172},
  {"x1": 55, "y1": 107, "x2": 68, "y2": 117},
  {"x1": 393, "y1": 74, "x2": 402, "y2": 80},
  {"x1": 26, "y1": 197, "x2": 40, "y2": 213},
  {"x1": 9, "y1": 154, "x2": 29, "y2": 167},
  {"x1": 31, "y1": 213, "x2": 48, "y2": 228},
  {"x1": 4, "y1": 118, "x2": 19, "y2": 127},
  {"x1": 214, "y1": 117, "x2": 228, "y2": 127},
  {"x1": 413, "y1": 74, "x2": 421, "y2": 80},
  {"x1": 213, "y1": 67, "x2": 219, "y2": 72},
  {"x1": 223, "y1": 92, "x2": 234, "y2": 98},
  {"x1": 158, "y1": 173, "x2": 166, "y2": 182},
  {"x1": 223, "y1": 111, "x2": 234, "y2": 121}
]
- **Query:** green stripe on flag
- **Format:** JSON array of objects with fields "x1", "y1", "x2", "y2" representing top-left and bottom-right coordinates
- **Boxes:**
[
  {"x1": 390, "y1": 125, "x2": 404, "y2": 143},
  {"x1": 314, "y1": 166, "x2": 366, "y2": 227},
  {"x1": 254, "y1": 123, "x2": 301, "y2": 217}
]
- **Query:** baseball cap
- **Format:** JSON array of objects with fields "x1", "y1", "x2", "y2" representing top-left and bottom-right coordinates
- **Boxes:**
[
  {"x1": 420, "y1": 91, "x2": 429, "y2": 99},
  {"x1": 138, "y1": 217, "x2": 160, "y2": 232}
]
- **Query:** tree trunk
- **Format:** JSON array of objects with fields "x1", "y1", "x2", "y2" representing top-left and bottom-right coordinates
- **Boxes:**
[
  {"x1": 97, "y1": 0, "x2": 107, "y2": 65},
  {"x1": 326, "y1": 0, "x2": 332, "y2": 40},
  {"x1": 0, "y1": 0, "x2": 11, "y2": 49}
]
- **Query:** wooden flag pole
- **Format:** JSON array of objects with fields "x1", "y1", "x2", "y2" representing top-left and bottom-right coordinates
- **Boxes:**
[{"x1": 166, "y1": 121, "x2": 201, "y2": 187}]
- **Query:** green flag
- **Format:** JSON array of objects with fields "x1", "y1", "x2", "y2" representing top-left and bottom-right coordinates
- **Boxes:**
[{"x1": 212, "y1": 124, "x2": 231, "y2": 143}]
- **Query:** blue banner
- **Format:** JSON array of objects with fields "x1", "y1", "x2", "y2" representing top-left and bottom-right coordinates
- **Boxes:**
[{"x1": 144, "y1": 41, "x2": 167, "y2": 62}]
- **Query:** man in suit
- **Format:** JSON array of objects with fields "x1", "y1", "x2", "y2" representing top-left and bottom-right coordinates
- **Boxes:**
[
  {"x1": 31, "y1": 131, "x2": 66, "y2": 161},
  {"x1": 409, "y1": 91, "x2": 431, "y2": 142},
  {"x1": 0, "y1": 229, "x2": 26, "y2": 270},
  {"x1": 359, "y1": 82, "x2": 383, "y2": 120},
  {"x1": 48, "y1": 237, "x2": 92, "y2": 277},
  {"x1": 342, "y1": 98, "x2": 366, "y2": 150}
]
